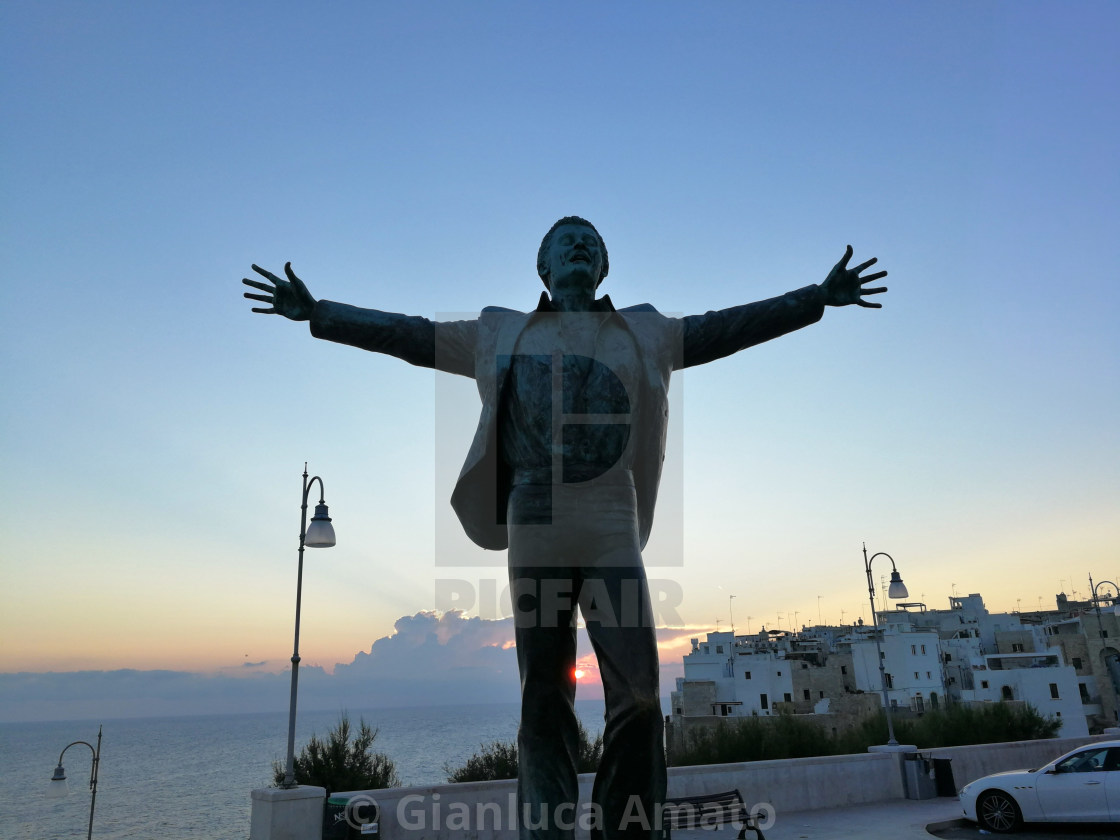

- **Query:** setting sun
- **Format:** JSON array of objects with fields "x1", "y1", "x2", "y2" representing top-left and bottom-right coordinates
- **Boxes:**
[{"x1": 573, "y1": 668, "x2": 585, "y2": 679}]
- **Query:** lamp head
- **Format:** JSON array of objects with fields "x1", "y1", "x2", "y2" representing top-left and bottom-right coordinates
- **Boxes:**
[
  {"x1": 887, "y1": 570, "x2": 909, "y2": 600},
  {"x1": 304, "y1": 503, "x2": 336, "y2": 548},
  {"x1": 46, "y1": 764, "x2": 69, "y2": 799}
]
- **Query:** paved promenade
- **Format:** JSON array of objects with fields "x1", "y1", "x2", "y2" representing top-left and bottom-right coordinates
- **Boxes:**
[{"x1": 674, "y1": 797, "x2": 963, "y2": 840}]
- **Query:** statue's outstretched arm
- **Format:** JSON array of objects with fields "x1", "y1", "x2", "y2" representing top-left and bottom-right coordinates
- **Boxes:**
[
  {"x1": 242, "y1": 263, "x2": 477, "y2": 377},
  {"x1": 679, "y1": 246, "x2": 887, "y2": 369}
]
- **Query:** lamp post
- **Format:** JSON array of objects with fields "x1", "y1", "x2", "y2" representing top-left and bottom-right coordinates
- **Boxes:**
[
  {"x1": 863, "y1": 543, "x2": 910, "y2": 746},
  {"x1": 1089, "y1": 574, "x2": 1120, "y2": 721},
  {"x1": 282, "y1": 463, "x2": 337, "y2": 789},
  {"x1": 46, "y1": 725, "x2": 101, "y2": 840},
  {"x1": 1090, "y1": 575, "x2": 1118, "y2": 631}
]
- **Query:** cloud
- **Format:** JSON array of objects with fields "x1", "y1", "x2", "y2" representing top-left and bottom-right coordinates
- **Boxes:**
[
  {"x1": 332, "y1": 610, "x2": 521, "y2": 706},
  {"x1": 0, "y1": 612, "x2": 698, "y2": 721}
]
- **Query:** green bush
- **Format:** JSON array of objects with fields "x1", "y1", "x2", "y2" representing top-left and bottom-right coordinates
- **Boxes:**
[
  {"x1": 671, "y1": 702, "x2": 1062, "y2": 767},
  {"x1": 272, "y1": 712, "x2": 400, "y2": 794},
  {"x1": 445, "y1": 720, "x2": 603, "y2": 782},
  {"x1": 444, "y1": 738, "x2": 519, "y2": 783}
]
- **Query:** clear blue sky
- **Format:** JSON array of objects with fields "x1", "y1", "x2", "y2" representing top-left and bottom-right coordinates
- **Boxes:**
[{"x1": 2, "y1": 2, "x2": 1117, "y2": 683}]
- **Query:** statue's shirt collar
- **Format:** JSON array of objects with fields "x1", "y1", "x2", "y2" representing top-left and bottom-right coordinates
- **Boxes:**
[{"x1": 535, "y1": 292, "x2": 617, "y2": 314}]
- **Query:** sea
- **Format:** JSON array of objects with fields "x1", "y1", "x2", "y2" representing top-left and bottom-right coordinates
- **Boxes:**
[{"x1": 0, "y1": 700, "x2": 622, "y2": 839}]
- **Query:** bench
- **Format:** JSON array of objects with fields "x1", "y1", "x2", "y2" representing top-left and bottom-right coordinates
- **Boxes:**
[{"x1": 661, "y1": 789, "x2": 766, "y2": 839}]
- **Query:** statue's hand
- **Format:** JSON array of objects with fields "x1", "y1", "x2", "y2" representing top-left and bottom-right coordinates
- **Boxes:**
[
  {"x1": 820, "y1": 245, "x2": 888, "y2": 308},
  {"x1": 242, "y1": 262, "x2": 316, "y2": 321}
]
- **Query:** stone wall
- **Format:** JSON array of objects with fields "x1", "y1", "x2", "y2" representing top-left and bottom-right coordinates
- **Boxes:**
[{"x1": 251, "y1": 735, "x2": 1108, "y2": 840}]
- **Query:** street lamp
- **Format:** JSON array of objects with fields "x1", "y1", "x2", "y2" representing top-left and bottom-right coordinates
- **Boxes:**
[
  {"x1": 863, "y1": 543, "x2": 910, "y2": 746},
  {"x1": 281, "y1": 463, "x2": 337, "y2": 789},
  {"x1": 1090, "y1": 575, "x2": 1118, "y2": 629},
  {"x1": 46, "y1": 725, "x2": 101, "y2": 840}
]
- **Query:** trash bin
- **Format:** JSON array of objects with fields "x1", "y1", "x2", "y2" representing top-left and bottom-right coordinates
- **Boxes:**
[
  {"x1": 323, "y1": 796, "x2": 351, "y2": 840},
  {"x1": 933, "y1": 757, "x2": 956, "y2": 797},
  {"x1": 347, "y1": 799, "x2": 379, "y2": 838},
  {"x1": 323, "y1": 794, "x2": 379, "y2": 839},
  {"x1": 903, "y1": 753, "x2": 937, "y2": 800}
]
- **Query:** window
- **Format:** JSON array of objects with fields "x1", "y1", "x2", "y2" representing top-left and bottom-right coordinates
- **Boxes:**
[
  {"x1": 841, "y1": 665, "x2": 848, "y2": 675},
  {"x1": 703, "y1": 646, "x2": 709, "y2": 654},
  {"x1": 981, "y1": 680, "x2": 989, "y2": 689},
  {"x1": 945, "y1": 653, "x2": 952, "y2": 662},
  {"x1": 1080, "y1": 684, "x2": 1091, "y2": 703},
  {"x1": 914, "y1": 671, "x2": 920, "y2": 679},
  {"x1": 1012, "y1": 643, "x2": 1024, "y2": 652},
  {"x1": 1001, "y1": 685, "x2": 1014, "y2": 701},
  {"x1": 777, "y1": 671, "x2": 782, "y2": 676},
  {"x1": 802, "y1": 663, "x2": 808, "y2": 669},
  {"x1": 783, "y1": 693, "x2": 792, "y2": 703},
  {"x1": 716, "y1": 645, "x2": 723, "y2": 654},
  {"x1": 819, "y1": 691, "x2": 824, "y2": 699},
  {"x1": 1073, "y1": 657, "x2": 1083, "y2": 669},
  {"x1": 927, "y1": 672, "x2": 932, "y2": 679},
  {"x1": 1050, "y1": 683, "x2": 1060, "y2": 699},
  {"x1": 744, "y1": 671, "x2": 751, "y2": 680},
  {"x1": 921, "y1": 645, "x2": 927, "y2": 654},
  {"x1": 885, "y1": 673, "x2": 894, "y2": 689},
  {"x1": 760, "y1": 693, "x2": 768, "y2": 710},
  {"x1": 911, "y1": 645, "x2": 916, "y2": 655},
  {"x1": 1054, "y1": 747, "x2": 1110, "y2": 774},
  {"x1": 803, "y1": 689, "x2": 811, "y2": 701}
]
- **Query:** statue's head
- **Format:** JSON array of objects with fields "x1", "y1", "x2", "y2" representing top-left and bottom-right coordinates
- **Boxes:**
[{"x1": 537, "y1": 216, "x2": 609, "y2": 291}]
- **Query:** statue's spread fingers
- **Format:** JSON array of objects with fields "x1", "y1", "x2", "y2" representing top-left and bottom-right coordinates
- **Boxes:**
[
  {"x1": 242, "y1": 278, "x2": 274, "y2": 292},
  {"x1": 856, "y1": 299, "x2": 883, "y2": 309},
  {"x1": 860, "y1": 270, "x2": 888, "y2": 283},
  {"x1": 251, "y1": 264, "x2": 282, "y2": 282},
  {"x1": 244, "y1": 292, "x2": 273, "y2": 303},
  {"x1": 862, "y1": 286, "x2": 887, "y2": 296},
  {"x1": 250, "y1": 306, "x2": 276, "y2": 314},
  {"x1": 854, "y1": 257, "x2": 878, "y2": 272},
  {"x1": 838, "y1": 244, "x2": 853, "y2": 268}
]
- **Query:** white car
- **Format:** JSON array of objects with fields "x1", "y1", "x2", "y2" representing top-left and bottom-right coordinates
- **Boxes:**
[{"x1": 959, "y1": 740, "x2": 1120, "y2": 833}]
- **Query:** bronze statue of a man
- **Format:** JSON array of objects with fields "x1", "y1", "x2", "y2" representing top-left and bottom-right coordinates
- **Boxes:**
[{"x1": 243, "y1": 217, "x2": 886, "y2": 839}]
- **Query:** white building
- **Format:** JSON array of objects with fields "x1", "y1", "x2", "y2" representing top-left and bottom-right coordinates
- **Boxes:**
[
  {"x1": 673, "y1": 631, "x2": 799, "y2": 717},
  {"x1": 846, "y1": 623, "x2": 945, "y2": 712},
  {"x1": 957, "y1": 651, "x2": 1088, "y2": 737}
]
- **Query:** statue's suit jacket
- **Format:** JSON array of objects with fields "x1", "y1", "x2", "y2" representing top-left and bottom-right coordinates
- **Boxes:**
[{"x1": 310, "y1": 284, "x2": 825, "y2": 552}]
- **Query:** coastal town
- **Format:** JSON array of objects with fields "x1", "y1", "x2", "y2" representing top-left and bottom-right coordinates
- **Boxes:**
[{"x1": 667, "y1": 589, "x2": 1119, "y2": 754}]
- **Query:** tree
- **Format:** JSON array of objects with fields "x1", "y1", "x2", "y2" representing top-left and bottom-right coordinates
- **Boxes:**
[
  {"x1": 272, "y1": 712, "x2": 400, "y2": 794},
  {"x1": 445, "y1": 720, "x2": 604, "y2": 782}
]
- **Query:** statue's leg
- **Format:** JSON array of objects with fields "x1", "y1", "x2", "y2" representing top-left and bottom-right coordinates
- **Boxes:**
[
  {"x1": 509, "y1": 485, "x2": 580, "y2": 840},
  {"x1": 577, "y1": 486, "x2": 667, "y2": 840}
]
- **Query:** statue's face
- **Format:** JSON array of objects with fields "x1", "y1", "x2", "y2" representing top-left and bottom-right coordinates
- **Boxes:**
[{"x1": 546, "y1": 223, "x2": 604, "y2": 294}]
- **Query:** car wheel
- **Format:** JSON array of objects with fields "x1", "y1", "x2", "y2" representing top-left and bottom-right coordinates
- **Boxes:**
[{"x1": 977, "y1": 790, "x2": 1022, "y2": 833}]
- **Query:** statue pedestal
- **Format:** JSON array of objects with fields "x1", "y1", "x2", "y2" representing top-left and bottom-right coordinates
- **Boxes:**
[{"x1": 250, "y1": 785, "x2": 325, "y2": 840}]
